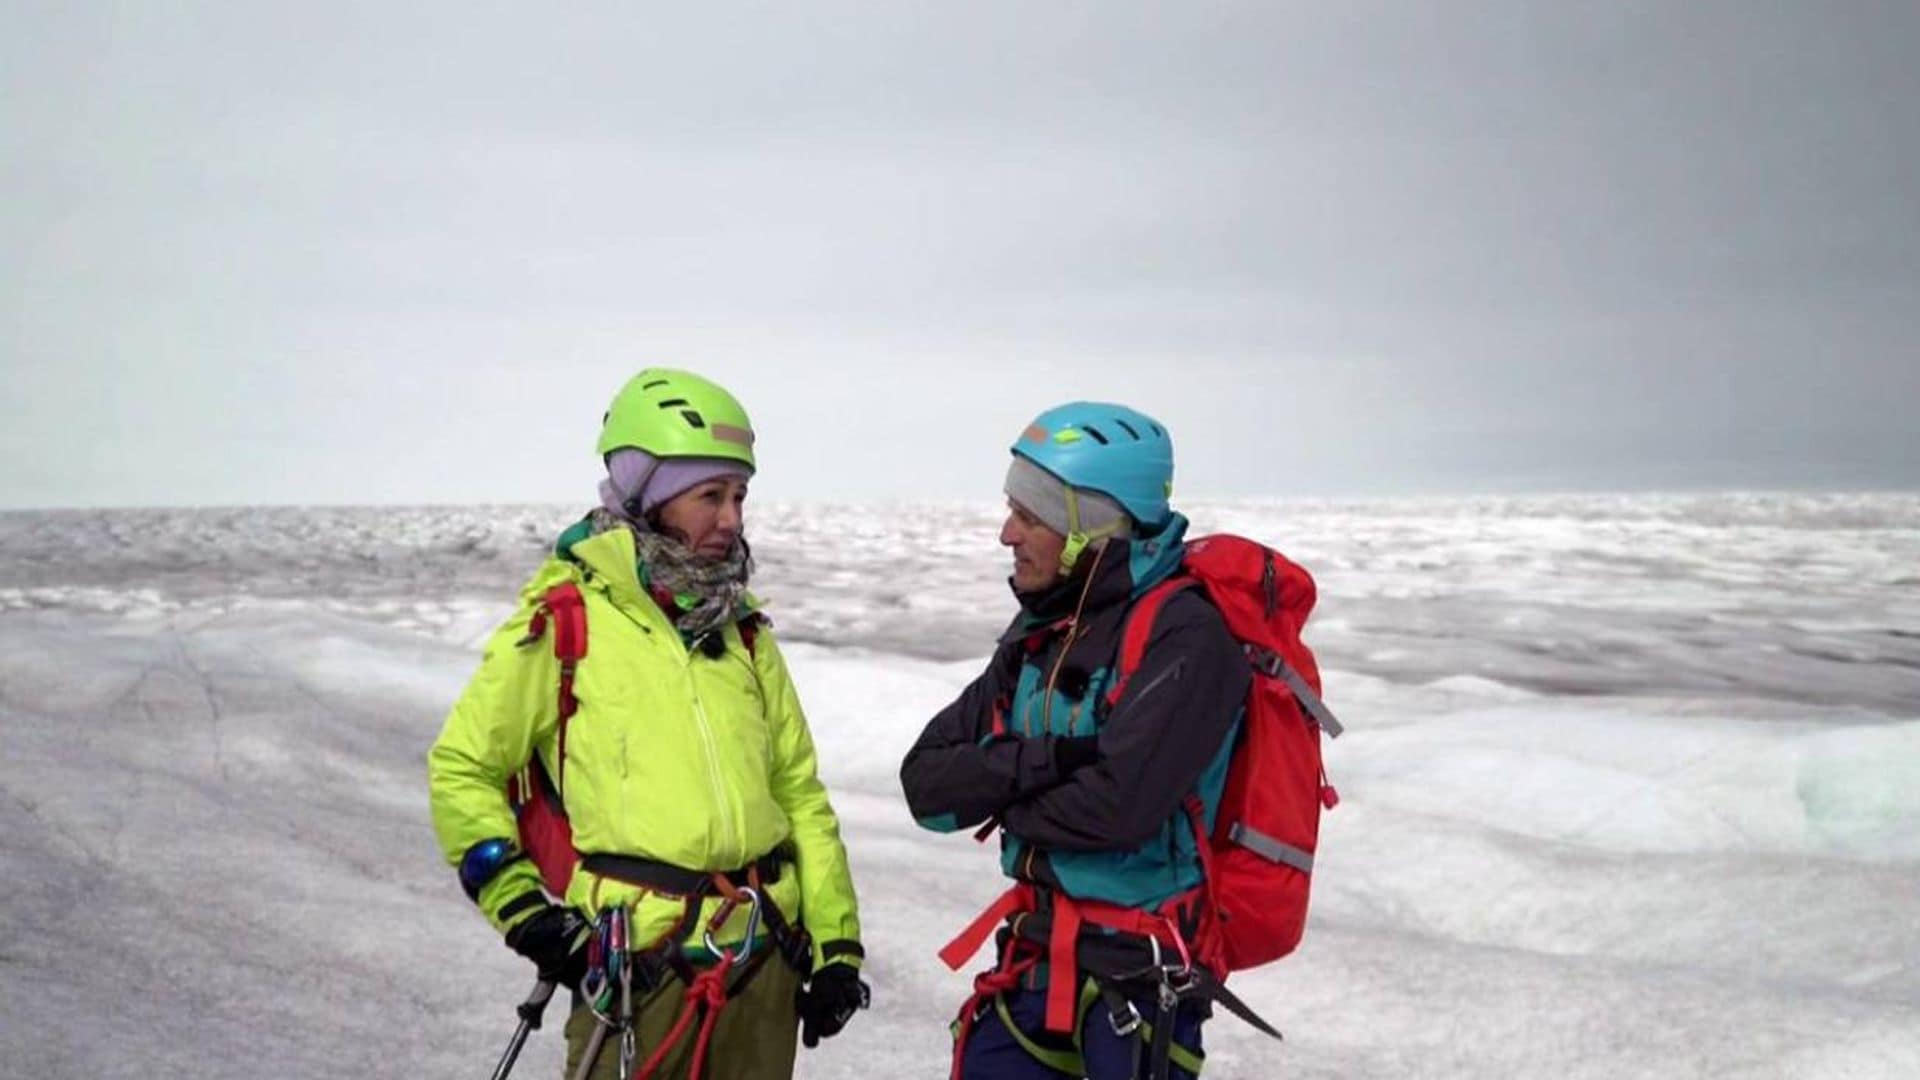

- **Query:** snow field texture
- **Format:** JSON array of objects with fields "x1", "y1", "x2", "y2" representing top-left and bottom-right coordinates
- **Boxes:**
[{"x1": 0, "y1": 493, "x2": 1915, "y2": 1078}]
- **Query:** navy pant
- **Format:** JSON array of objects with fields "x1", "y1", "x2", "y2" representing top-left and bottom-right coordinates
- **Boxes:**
[{"x1": 959, "y1": 987, "x2": 1205, "y2": 1080}]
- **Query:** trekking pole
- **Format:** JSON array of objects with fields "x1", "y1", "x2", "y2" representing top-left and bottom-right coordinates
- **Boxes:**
[{"x1": 490, "y1": 978, "x2": 559, "y2": 1080}]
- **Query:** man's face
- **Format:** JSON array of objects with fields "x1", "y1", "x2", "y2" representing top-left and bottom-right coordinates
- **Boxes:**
[{"x1": 1000, "y1": 499, "x2": 1066, "y2": 592}]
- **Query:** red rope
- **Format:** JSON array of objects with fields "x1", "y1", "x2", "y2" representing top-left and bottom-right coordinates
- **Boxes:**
[
  {"x1": 949, "y1": 940, "x2": 1038, "y2": 1080},
  {"x1": 631, "y1": 956, "x2": 735, "y2": 1080},
  {"x1": 682, "y1": 963, "x2": 733, "y2": 1080}
]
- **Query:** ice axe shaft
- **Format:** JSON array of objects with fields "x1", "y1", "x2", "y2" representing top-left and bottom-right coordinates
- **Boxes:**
[
  {"x1": 569, "y1": 1018, "x2": 612, "y2": 1080},
  {"x1": 490, "y1": 978, "x2": 558, "y2": 1080}
]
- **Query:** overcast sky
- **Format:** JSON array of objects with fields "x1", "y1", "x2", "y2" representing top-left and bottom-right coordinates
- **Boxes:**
[{"x1": 3, "y1": 1, "x2": 1915, "y2": 509}]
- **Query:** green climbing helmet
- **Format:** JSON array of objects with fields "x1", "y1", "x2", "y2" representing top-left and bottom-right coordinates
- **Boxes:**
[{"x1": 597, "y1": 368, "x2": 757, "y2": 470}]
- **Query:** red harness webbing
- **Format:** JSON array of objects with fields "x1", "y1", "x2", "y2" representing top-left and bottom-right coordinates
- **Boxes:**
[{"x1": 940, "y1": 882, "x2": 1199, "y2": 1035}]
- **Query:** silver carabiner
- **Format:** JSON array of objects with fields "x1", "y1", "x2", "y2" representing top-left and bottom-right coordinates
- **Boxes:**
[
  {"x1": 1146, "y1": 934, "x2": 1191, "y2": 1010},
  {"x1": 703, "y1": 886, "x2": 762, "y2": 963},
  {"x1": 617, "y1": 948, "x2": 636, "y2": 1077}
]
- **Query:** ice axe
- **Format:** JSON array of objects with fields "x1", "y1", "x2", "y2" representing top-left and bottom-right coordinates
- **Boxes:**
[{"x1": 490, "y1": 978, "x2": 558, "y2": 1080}]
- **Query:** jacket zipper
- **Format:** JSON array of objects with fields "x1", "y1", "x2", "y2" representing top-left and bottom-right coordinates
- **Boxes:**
[
  {"x1": 685, "y1": 660, "x2": 741, "y2": 859},
  {"x1": 1124, "y1": 657, "x2": 1186, "y2": 708},
  {"x1": 605, "y1": 584, "x2": 744, "y2": 861}
]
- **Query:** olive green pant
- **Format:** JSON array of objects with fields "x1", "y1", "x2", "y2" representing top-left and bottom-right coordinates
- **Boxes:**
[{"x1": 562, "y1": 957, "x2": 801, "y2": 1080}]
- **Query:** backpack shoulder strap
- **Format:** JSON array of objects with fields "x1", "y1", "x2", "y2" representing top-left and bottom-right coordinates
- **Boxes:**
[
  {"x1": 539, "y1": 582, "x2": 589, "y2": 665},
  {"x1": 519, "y1": 582, "x2": 588, "y2": 793},
  {"x1": 1103, "y1": 575, "x2": 1200, "y2": 709}
]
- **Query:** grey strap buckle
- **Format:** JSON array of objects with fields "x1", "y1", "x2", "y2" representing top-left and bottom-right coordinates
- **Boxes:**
[
  {"x1": 1108, "y1": 999, "x2": 1143, "y2": 1037},
  {"x1": 1242, "y1": 645, "x2": 1345, "y2": 738}
]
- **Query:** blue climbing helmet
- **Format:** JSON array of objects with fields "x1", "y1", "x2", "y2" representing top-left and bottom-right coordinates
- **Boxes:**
[{"x1": 1011, "y1": 401, "x2": 1175, "y2": 533}]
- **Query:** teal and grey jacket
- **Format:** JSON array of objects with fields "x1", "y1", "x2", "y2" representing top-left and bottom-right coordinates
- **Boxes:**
[{"x1": 900, "y1": 514, "x2": 1248, "y2": 915}]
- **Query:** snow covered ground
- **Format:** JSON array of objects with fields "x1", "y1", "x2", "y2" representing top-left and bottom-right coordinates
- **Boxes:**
[{"x1": 1, "y1": 493, "x2": 1916, "y2": 1079}]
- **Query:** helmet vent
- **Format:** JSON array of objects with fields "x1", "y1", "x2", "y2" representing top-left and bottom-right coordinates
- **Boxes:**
[
  {"x1": 680, "y1": 410, "x2": 707, "y2": 429},
  {"x1": 1149, "y1": 422, "x2": 1164, "y2": 437},
  {"x1": 641, "y1": 379, "x2": 670, "y2": 390},
  {"x1": 657, "y1": 398, "x2": 690, "y2": 408},
  {"x1": 1082, "y1": 425, "x2": 1110, "y2": 445},
  {"x1": 1114, "y1": 419, "x2": 1140, "y2": 440}
]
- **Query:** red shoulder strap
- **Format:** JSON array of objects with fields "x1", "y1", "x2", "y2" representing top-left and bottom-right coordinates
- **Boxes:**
[
  {"x1": 1103, "y1": 576, "x2": 1198, "y2": 709},
  {"x1": 543, "y1": 582, "x2": 588, "y2": 665},
  {"x1": 524, "y1": 582, "x2": 588, "y2": 794}
]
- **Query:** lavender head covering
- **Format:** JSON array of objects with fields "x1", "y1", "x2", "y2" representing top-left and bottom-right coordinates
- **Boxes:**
[{"x1": 600, "y1": 448, "x2": 753, "y2": 523}]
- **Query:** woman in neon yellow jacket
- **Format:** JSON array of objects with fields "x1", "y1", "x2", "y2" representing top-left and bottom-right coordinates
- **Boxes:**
[{"x1": 428, "y1": 369, "x2": 867, "y2": 1080}]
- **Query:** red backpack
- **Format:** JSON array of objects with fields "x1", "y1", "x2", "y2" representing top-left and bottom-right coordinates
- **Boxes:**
[{"x1": 1109, "y1": 534, "x2": 1343, "y2": 974}]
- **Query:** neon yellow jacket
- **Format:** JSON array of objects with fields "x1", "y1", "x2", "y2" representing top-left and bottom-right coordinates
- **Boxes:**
[{"x1": 427, "y1": 524, "x2": 861, "y2": 969}]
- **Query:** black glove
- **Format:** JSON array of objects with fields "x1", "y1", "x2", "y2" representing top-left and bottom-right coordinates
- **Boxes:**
[
  {"x1": 504, "y1": 902, "x2": 590, "y2": 991},
  {"x1": 1052, "y1": 734, "x2": 1101, "y2": 776},
  {"x1": 797, "y1": 962, "x2": 870, "y2": 1048}
]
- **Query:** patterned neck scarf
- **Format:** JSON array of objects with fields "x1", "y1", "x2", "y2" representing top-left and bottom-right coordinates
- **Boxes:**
[{"x1": 588, "y1": 508, "x2": 753, "y2": 640}]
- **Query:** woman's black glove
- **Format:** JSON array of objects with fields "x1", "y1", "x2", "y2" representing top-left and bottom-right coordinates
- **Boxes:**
[
  {"x1": 503, "y1": 902, "x2": 591, "y2": 991},
  {"x1": 797, "y1": 962, "x2": 871, "y2": 1047}
]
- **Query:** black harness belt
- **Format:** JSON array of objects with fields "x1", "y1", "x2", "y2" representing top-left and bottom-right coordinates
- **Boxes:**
[{"x1": 580, "y1": 850, "x2": 786, "y2": 895}]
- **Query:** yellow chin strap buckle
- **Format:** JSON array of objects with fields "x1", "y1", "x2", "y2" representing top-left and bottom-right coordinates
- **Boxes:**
[{"x1": 1056, "y1": 486, "x2": 1122, "y2": 577}]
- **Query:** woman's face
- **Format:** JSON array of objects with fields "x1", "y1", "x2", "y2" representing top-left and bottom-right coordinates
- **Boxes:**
[{"x1": 655, "y1": 476, "x2": 749, "y2": 558}]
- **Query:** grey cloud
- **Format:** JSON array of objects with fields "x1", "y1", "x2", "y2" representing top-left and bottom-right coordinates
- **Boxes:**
[{"x1": 2, "y1": 1, "x2": 1915, "y2": 508}]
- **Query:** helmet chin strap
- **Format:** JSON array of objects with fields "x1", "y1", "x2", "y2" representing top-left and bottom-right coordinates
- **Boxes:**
[
  {"x1": 1057, "y1": 484, "x2": 1124, "y2": 577},
  {"x1": 613, "y1": 457, "x2": 663, "y2": 525}
]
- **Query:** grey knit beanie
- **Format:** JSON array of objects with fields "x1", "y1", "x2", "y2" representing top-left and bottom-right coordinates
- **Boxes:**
[{"x1": 1003, "y1": 455, "x2": 1133, "y2": 541}]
